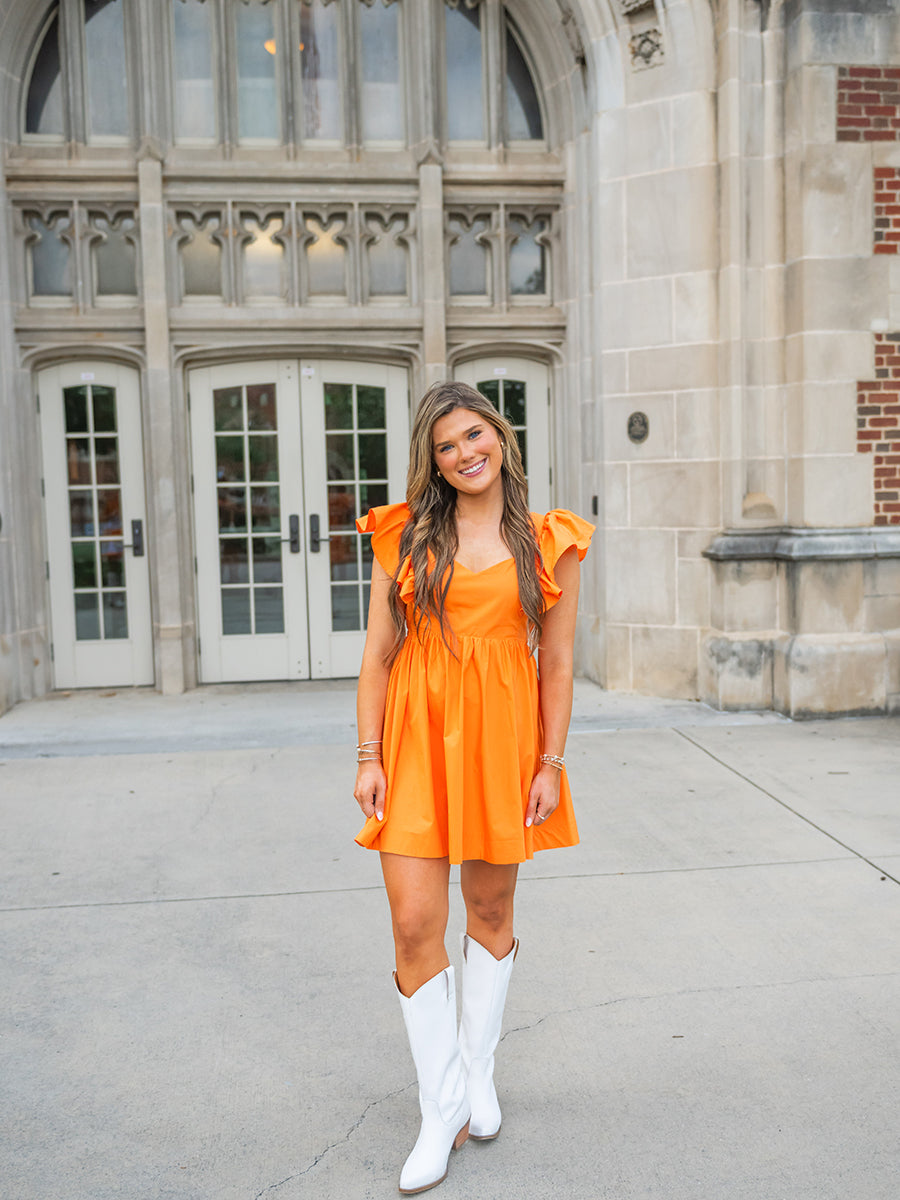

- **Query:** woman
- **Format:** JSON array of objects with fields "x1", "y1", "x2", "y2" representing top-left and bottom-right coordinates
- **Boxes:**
[{"x1": 353, "y1": 380, "x2": 593, "y2": 1194}]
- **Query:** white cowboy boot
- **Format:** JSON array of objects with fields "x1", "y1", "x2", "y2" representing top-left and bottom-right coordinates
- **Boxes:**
[
  {"x1": 458, "y1": 933, "x2": 518, "y2": 1140},
  {"x1": 395, "y1": 966, "x2": 470, "y2": 1194}
]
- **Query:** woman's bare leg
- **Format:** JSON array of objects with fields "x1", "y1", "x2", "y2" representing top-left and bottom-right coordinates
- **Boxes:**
[
  {"x1": 381, "y1": 852, "x2": 451, "y2": 996},
  {"x1": 460, "y1": 860, "x2": 518, "y2": 959}
]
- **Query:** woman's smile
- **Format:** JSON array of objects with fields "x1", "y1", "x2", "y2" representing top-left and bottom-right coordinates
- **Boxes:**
[{"x1": 432, "y1": 407, "x2": 503, "y2": 495}]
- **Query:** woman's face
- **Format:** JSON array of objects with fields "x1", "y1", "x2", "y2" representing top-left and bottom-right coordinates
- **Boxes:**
[{"x1": 432, "y1": 406, "x2": 504, "y2": 498}]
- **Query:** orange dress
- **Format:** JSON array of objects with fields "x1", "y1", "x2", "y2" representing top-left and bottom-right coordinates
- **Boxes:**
[{"x1": 355, "y1": 504, "x2": 594, "y2": 865}]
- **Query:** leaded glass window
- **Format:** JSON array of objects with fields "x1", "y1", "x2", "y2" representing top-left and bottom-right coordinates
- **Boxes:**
[
  {"x1": 172, "y1": 0, "x2": 217, "y2": 143},
  {"x1": 84, "y1": 0, "x2": 131, "y2": 140},
  {"x1": 25, "y1": 12, "x2": 64, "y2": 137}
]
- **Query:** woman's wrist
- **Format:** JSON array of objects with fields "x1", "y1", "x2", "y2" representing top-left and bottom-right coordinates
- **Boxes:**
[{"x1": 357, "y1": 737, "x2": 383, "y2": 765}]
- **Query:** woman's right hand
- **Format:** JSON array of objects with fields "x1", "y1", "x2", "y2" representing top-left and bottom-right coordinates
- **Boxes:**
[{"x1": 354, "y1": 760, "x2": 387, "y2": 822}]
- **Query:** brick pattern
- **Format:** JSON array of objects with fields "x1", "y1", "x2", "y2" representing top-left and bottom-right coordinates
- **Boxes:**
[
  {"x1": 837, "y1": 66, "x2": 900, "y2": 142},
  {"x1": 857, "y1": 334, "x2": 900, "y2": 525},
  {"x1": 874, "y1": 167, "x2": 900, "y2": 254}
]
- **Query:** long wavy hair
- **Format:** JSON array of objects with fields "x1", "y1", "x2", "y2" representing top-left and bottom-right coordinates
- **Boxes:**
[{"x1": 387, "y1": 380, "x2": 545, "y2": 660}]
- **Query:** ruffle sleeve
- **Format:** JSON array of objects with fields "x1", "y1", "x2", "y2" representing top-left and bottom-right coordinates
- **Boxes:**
[
  {"x1": 534, "y1": 509, "x2": 594, "y2": 608},
  {"x1": 355, "y1": 502, "x2": 411, "y2": 580}
]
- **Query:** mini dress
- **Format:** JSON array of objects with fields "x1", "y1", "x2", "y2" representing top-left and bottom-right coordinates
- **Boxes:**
[{"x1": 355, "y1": 503, "x2": 594, "y2": 866}]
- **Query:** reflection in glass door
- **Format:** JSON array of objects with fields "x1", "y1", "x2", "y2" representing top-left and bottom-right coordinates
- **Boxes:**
[{"x1": 39, "y1": 363, "x2": 153, "y2": 688}]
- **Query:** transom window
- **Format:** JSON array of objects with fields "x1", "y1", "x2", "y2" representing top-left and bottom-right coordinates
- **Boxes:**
[{"x1": 23, "y1": 0, "x2": 545, "y2": 150}]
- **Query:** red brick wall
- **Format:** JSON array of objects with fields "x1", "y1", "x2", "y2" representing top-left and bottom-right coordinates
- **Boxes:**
[
  {"x1": 874, "y1": 167, "x2": 900, "y2": 254},
  {"x1": 857, "y1": 334, "x2": 900, "y2": 525},
  {"x1": 837, "y1": 66, "x2": 900, "y2": 142}
]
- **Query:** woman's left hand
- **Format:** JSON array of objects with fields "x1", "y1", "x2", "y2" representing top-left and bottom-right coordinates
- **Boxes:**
[{"x1": 525, "y1": 765, "x2": 561, "y2": 828}]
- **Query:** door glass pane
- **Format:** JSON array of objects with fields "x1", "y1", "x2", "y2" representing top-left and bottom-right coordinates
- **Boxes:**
[
  {"x1": 448, "y1": 215, "x2": 489, "y2": 296},
  {"x1": 220, "y1": 538, "x2": 249, "y2": 584},
  {"x1": 236, "y1": 0, "x2": 280, "y2": 141},
  {"x1": 360, "y1": 2, "x2": 403, "y2": 143},
  {"x1": 324, "y1": 382, "x2": 353, "y2": 429},
  {"x1": 254, "y1": 587, "x2": 284, "y2": 634},
  {"x1": 300, "y1": 0, "x2": 341, "y2": 141},
  {"x1": 222, "y1": 588, "x2": 251, "y2": 635},
  {"x1": 247, "y1": 383, "x2": 277, "y2": 430},
  {"x1": 445, "y1": 4, "x2": 483, "y2": 141},
  {"x1": 84, "y1": 0, "x2": 130, "y2": 139},
  {"x1": 100, "y1": 541, "x2": 125, "y2": 587},
  {"x1": 172, "y1": 0, "x2": 216, "y2": 142},
  {"x1": 67, "y1": 439, "x2": 92, "y2": 485},
  {"x1": 330, "y1": 535, "x2": 358, "y2": 581},
  {"x1": 75, "y1": 593, "x2": 101, "y2": 640},
  {"x1": 323, "y1": 382, "x2": 388, "y2": 632},
  {"x1": 64, "y1": 384, "x2": 130, "y2": 642},
  {"x1": 72, "y1": 542, "x2": 97, "y2": 588},
  {"x1": 213, "y1": 381, "x2": 284, "y2": 635},
  {"x1": 505, "y1": 23, "x2": 543, "y2": 141},
  {"x1": 26, "y1": 13, "x2": 64, "y2": 136},
  {"x1": 29, "y1": 213, "x2": 73, "y2": 298},
  {"x1": 93, "y1": 386, "x2": 117, "y2": 432},
  {"x1": 248, "y1": 435, "x2": 278, "y2": 481},
  {"x1": 252, "y1": 537, "x2": 282, "y2": 583},
  {"x1": 102, "y1": 592, "x2": 128, "y2": 639},
  {"x1": 64, "y1": 387, "x2": 89, "y2": 433}
]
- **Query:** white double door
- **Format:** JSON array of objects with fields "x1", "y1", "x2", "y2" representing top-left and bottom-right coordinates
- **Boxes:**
[{"x1": 190, "y1": 359, "x2": 408, "y2": 681}]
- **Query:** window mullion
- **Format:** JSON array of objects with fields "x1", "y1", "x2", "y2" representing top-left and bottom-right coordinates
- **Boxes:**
[
  {"x1": 277, "y1": 0, "x2": 296, "y2": 153},
  {"x1": 483, "y1": 0, "x2": 503, "y2": 151},
  {"x1": 220, "y1": 0, "x2": 238, "y2": 153},
  {"x1": 60, "y1": 0, "x2": 87, "y2": 144},
  {"x1": 343, "y1": 0, "x2": 360, "y2": 152}
]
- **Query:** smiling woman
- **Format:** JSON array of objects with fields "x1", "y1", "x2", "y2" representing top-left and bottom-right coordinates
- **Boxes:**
[{"x1": 352, "y1": 380, "x2": 593, "y2": 1194}]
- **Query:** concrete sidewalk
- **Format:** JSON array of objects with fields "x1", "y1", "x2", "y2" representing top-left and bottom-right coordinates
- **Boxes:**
[{"x1": 1, "y1": 682, "x2": 898, "y2": 1199}]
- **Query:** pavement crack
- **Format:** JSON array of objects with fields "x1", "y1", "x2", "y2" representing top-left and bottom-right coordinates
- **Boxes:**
[
  {"x1": 268, "y1": 1079, "x2": 413, "y2": 1192},
  {"x1": 500, "y1": 968, "x2": 900, "y2": 1042}
]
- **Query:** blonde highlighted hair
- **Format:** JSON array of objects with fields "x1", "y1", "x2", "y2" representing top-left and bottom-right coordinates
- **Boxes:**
[{"x1": 387, "y1": 380, "x2": 545, "y2": 658}]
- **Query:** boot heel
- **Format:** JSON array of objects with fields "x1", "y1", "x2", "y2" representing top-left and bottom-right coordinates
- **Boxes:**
[{"x1": 453, "y1": 1120, "x2": 470, "y2": 1150}]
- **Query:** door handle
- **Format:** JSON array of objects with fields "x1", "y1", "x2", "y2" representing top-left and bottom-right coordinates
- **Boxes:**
[
  {"x1": 310, "y1": 513, "x2": 321, "y2": 553},
  {"x1": 282, "y1": 513, "x2": 300, "y2": 553},
  {"x1": 124, "y1": 519, "x2": 144, "y2": 557}
]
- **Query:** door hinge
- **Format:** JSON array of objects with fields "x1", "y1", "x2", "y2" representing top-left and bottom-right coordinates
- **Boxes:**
[
  {"x1": 193, "y1": 555, "x2": 198, "y2": 574},
  {"x1": 50, "y1": 643, "x2": 54, "y2": 661},
  {"x1": 41, "y1": 478, "x2": 45, "y2": 497},
  {"x1": 45, "y1": 561, "x2": 50, "y2": 579},
  {"x1": 190, "y1": 474, "x2": 194, "y2": 494},
  {"x1": 187, "y1": 392, "x2": 191, "y2": 412},
  {"x1": 197, "y1": 636, "x2": 201, "y2": 656},
  {"x1": 36, "y1": 392, "x2": 41, "y2": 413},
  {"x1": 549, "y1": 467, "x2": 553, "y2": 484}
]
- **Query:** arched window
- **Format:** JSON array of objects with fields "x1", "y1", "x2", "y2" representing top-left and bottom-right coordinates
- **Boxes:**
[
  {"x1": 23, "y1": 0, "x2": 547, "y2": 151},
  {"x1": 24, "y1": 10, "x2": 64, "y2": 137}
]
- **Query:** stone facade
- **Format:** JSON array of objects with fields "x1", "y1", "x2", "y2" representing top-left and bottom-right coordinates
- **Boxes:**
[{"x1": 1, "y1": 0, "x2": 899, "y2": 718}]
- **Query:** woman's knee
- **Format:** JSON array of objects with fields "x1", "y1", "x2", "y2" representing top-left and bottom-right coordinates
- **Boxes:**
[
  {"x1": 391, "y1": 901, "x2": 447, "y2": 958},
  {"x1": 465, "y1": 888, "x2": 514, "y2": 932}
]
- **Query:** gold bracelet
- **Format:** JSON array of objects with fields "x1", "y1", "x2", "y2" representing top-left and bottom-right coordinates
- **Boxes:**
[{"x1": 540, "y1": 753, "x2": 565, "y2": 770}]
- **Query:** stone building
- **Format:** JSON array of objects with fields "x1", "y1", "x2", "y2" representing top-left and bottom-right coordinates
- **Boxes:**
[{"x1": 1, "y1": 0, "x2": 899, "y2": 717}]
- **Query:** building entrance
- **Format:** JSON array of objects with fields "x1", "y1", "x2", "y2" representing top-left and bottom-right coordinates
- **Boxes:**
[
  {"x1": 38, "y1": 362, "x2": 154, "y2": 689},
  {"x1": 189, "y1": 359, "x2": 409, "y2": 681}
]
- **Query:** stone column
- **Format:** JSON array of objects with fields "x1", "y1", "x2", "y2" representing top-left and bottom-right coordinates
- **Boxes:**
[
  {"x1": 419, "y1": 160, "x2": 447, "y2": 386},
  {"x1": 138, "y1": 154, "x2": 186, "y2": 694}
]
